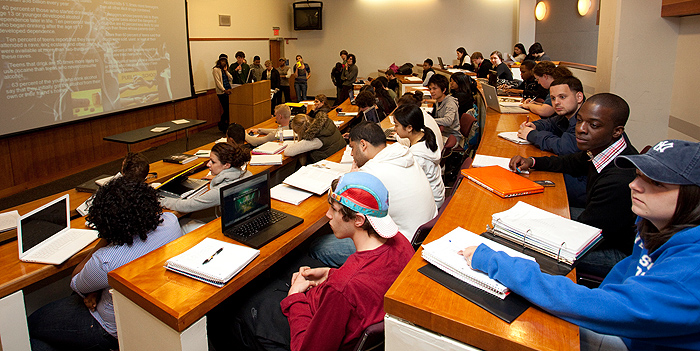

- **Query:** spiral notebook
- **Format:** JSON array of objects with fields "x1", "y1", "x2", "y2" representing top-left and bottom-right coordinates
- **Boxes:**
[
  {"x1": 421, "y1": 227, "x2": 535, "y2": 299},
  {"x1": 165, "y1": 238, "x2": 260, "y2": 287}
]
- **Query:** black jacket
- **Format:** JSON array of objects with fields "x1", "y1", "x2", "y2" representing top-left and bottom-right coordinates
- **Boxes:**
[{"x1": 262, "y1": 68, "x2": 281, "y2": 89}]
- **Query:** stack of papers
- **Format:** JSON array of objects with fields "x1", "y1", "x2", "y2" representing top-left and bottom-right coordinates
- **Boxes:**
[
  {"x1": 283, "y1": 160, "x2": 351, "y2": 195},
  {"x1": 172, "y1": 119, "x2": 190, "y2": 124},
  {"x1": 250, "y1": 154, "x2": 283, "y2": 165},
  {"x1": 490, "y1": 202, "x2": 602, "y2": 265},
  {"x1": 252, "y1": 141, "x2": 288, "y2": 155},
  {"x1": 270, "y1": 184, "x2": 313, "y2": 205},
  {"x1": 0, "y1": 210, "x2": 20, "y2": 232},
  {"x1": 498, "y1": 132, "x2": 531, "y2": 145},
  {"x1": 404, "y1": 76, "x2": 422, "y2": 82},
  {"x1": 340, "y1": 145, "x2": 353, "y2": 164},
  {"x1": 151, "y1": 126, "x2": 170, "y2": 133},
  {"x1": 422, "y1": 227, "x2": 535, "y2": 299}
]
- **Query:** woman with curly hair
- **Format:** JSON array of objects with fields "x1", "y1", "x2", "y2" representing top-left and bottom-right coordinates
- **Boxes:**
[
  {"x1": 160, "y1": 142, "x2": 252, "y2": 214},
  {"x1": 28, "y1": 177, "x2": 183, "y2": 351},
  {"x1": 284, "y1": 112, "x2": 346, "y2": 163}
]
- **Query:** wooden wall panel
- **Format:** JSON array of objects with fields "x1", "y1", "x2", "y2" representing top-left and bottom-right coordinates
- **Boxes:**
[
  {"x1": 662, "y1": 0, "x2": 700, "y2": 16},
  {"x1": 0, "y1": 140, "x2": 14, "y2": 189},
  {"x1": 0, "y1": 92, "x2": 217, "y2": 199}
]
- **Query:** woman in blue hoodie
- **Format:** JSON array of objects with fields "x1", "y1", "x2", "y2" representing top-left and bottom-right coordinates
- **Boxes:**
[{"x1": 461, "y1": 139, "x2": 700, "y2": 351}]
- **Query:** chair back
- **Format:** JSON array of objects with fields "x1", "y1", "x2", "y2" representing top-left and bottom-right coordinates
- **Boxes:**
[
  {"x1": 459, "y1": 112, "x2": 476, "y2": 139},
  {"x1": 353, "y1": 321, "x2": 385, "y2": 351}
]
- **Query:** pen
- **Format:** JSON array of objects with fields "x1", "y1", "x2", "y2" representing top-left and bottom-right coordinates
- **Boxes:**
[
  {"x1": 526, "y1": 115, "x2": 530, "y2": 123},
  {"x1": 202, "y1": 247, "x2": 223, "y2": 264}
]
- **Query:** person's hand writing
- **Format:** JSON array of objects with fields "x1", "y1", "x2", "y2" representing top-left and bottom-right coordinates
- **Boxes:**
[
  {"x1": 83, "y1": 291, "x2": 101, "y2": 311},
  {"x1": 517, "y1": 121, "x2": 536, "y2": 139},
  {"x1": 457, "y1": 246, "x2": 478, "y2": 269},
  {"x1": 250, "y1": 128, "x2": 259, "y2": 134},
  {"x1": 520, "y1": 98, "x2": 533, "y2": 110},
  {"x1": 509, "y1": 155, "x2": 534, "y2": 173}
]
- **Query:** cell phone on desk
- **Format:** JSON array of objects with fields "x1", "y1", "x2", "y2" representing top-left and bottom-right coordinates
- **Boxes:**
[{"x1": 534, "y1": 180, "x2": 555, "y2": 187}]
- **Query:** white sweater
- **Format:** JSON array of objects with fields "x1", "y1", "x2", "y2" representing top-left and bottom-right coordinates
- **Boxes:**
[
  {"x1": 360, "y1": 143, "x2": 438, "y2": 242},
  {"x1": 410, "y1": 141, "x2": 445, "y2": 208}
]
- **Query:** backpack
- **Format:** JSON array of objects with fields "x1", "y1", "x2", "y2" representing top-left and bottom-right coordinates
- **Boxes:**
[{"x1": 397, "y1": 63, "x2": 413, "y2": 75}]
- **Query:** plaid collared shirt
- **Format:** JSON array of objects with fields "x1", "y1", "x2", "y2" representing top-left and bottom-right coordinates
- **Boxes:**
[{"x1": 587, "y1": 137, "x2": 627, "y2": 173}]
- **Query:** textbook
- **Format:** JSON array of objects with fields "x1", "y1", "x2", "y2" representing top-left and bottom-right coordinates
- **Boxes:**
[
  {"x1": 75, "y1": 174, "x2": 113, "y2": 193},
  {"x1": 163, "y1": 153, "x2": 198, "y2": 164},
  {"x1": 283, "y1": 160, "x2": 350, "y2": 195},
  {"x1": 165, "y1": 238, "x2": 259, "y2": 287},
  {"x1": 251, "y1": 141, "x2": 287, "y2": 155},
  {"x1": 270, "y1": 184, "x2": 313, "y2": 205},
  {"x1": 461, "y1": 166, "x2": 543, "y2": 198},
  {"x1": 421, "y1": 227, "x2": 535, "y2": 299},
  {"x1": 498, "y1": 132, "x2": 531, "y2": 145},
  {"x1": 488, "y1": 201, "x2": 602, "y2": 266},
  {"x1": 250, "y1": 154, "x2": 283, "y2": 166}
]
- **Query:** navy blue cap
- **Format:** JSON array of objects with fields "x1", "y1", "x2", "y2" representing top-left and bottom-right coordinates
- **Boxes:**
[{"x1": 615, "y1": 139, "x2": 700, "y2": 187}]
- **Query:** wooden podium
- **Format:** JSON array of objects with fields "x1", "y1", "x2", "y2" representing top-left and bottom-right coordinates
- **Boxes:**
[{"x1": 229, "y1": 80, "x2": 271, "y2": 128}]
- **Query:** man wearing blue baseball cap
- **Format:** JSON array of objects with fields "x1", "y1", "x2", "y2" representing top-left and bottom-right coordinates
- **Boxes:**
[{"x1": 208, "y1": 172, "x2": 414, "y2": 351}]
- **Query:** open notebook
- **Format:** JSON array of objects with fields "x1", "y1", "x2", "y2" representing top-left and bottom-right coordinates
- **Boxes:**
[{"x1": 422, "y1": 227, "x2": 535, "y2": 299}]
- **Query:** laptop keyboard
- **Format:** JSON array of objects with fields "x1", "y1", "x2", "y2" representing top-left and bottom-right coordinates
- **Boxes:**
[
  {"x1": 29, "y1": 230, "x2": 84, "y2": 259},
  {"x1": 231, "y1": 211, "x2": 287, "y2": 238}
]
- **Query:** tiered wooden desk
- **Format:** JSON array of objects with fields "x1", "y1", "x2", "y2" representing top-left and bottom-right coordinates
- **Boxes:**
[
  {"x1": 0, "y1": 98, "x2": 357, "y2": 310},
  {"x1": 383, "y1": 109, "x2": 580, "y2": 350}
]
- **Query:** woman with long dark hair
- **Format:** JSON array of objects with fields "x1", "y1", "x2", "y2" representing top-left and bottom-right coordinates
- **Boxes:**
[
  {"x1": 393, "y1": 104, "x2": 445, "y2": 208},
  {"x1": 449, "y1": 72, "x2": 476, "y2": 116},
  {"x1": 461, "y1": 140, "x2": 700, "y2": 351},
  {"x1": 213, "y1": 57, "x2": 233, "y2": 132},
  {"x1": 512, "y1": 43, "x2": 527, "y2": 62},
  {"x1": 447, "y1": 47, "x2": 473, "y2": 70}
]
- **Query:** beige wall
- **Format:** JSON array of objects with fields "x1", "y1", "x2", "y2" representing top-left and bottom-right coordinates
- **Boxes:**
[
  {"x1": 534, "y1": 0, "x2": 599, "y2": 65},
  {"x1": 669, "y1": 15, "x2": 700, "y2": 142}
]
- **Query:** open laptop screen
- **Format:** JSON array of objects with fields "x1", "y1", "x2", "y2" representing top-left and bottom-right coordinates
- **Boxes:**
[
  {"x1": 220, "y1": 172, "x2": 270, "y2": 230},
  {"x1": 20, "y1": 197, "x2": 69, "y2": 253}
]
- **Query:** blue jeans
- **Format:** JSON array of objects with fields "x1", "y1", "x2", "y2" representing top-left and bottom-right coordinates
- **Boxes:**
[
  {"x1": 308, "y1": 234, "x2": 356, "y2": 268},
  {"x1": 576, "y1": 248, "x2": 628, "y2": 278},
  {"x1": 28, "y1": 294, "x2": 118, "y2": 351},
  {"x1": 294, "y1": 82, "x2": 307, "y2": 102},
  {"x1": 580, "y1": 327, "x2": 628, "y2": 351}
]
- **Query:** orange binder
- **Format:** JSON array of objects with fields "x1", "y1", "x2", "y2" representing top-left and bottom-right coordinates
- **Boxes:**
[{"x1": 461, "y1": 166, "x2": 544, "y2": 198}]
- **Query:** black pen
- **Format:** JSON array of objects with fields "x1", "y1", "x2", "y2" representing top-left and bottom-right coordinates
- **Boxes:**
[{"x1": 202, "y1": 247, "x2": 223, "y2": 264}]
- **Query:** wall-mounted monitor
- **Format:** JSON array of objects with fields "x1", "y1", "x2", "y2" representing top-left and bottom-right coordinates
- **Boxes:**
[{"x1": 293, "y1": 2, "x2": 323, "y2": 31}]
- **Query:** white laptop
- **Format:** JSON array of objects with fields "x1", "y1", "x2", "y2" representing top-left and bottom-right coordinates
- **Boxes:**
[
  {"x1": 18, "y1": 194, "x2": 98, "y2": 265},
  {"x1": 482, "y1": 83, "x2": 529, "y2": 114}
]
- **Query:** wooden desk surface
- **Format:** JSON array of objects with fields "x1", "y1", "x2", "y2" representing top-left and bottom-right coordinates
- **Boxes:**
[
  {"x1": 0, "y1": 100, "x2": 357, "y2": 299},
  {"x1": 384, "y1": 110, "x2": 580, "y2": 351},
  {"x1": 108, "y1": 150, "x2": 345, "y2": 332}
]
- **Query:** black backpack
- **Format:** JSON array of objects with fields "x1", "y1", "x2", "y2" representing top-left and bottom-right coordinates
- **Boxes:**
[{"x1": 397, "y1": 63, "x2": 413, "y2": 75}]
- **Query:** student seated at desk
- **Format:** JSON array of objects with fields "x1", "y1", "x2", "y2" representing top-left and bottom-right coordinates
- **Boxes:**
[
  {"x1": 246, "y1": 104, "x2": 292, "y2": 147},
  {"x1": 307, "y1": 94, "x2": 332, "y2": 118},
  {"x1": 284, "y1": 112, "x2": 346, "y2": 164},
  {"x1": 446, "y1": 47, "x2": 473, "y2": 70},
  {"x1": 160, "y1": 142, "x2": 251, "y2": 232},
  {"x1": 393, "y1": 104, "x2": 445, "y2": 208},
  {"x1": 471, "y1": 51, "x2": 492, "y2": 79},
  {"x1": 208, "y1": 172, "x2": 414, "y2": 351},
  {"x1": 28, "y1": 177, "x2": 183, "y2": 351},
  {"x1": 428, "y1": 74, "x2": 461, "y2": 145},
  {"x1": 488, "y1": 50, "x2": 513, "y2": 82},
  {"x1": 226, "y1": 123, "x2": 253, "y2": 153},
  {"x1": 370, "y1": 79, "x2": 397, "y2": 116},
  {"x1": 510, "y1": 93, "x2": 638, "y2": 276},
  {"x1": 310, "y1": 122, "x2": 437, "y2": 267},
  {"x1": 395, "y1": 92, "x2": 443, "y2": 155},
  {"x1": 450, "y1": 72, "x2": 476, "y2": 116},
  {"x1": 511, "y1": 43, "x2": 527, "y2": 63},
  {"x1": 121, "y1": 152, "x2": 151, "y2": 181},
  {"x1": 421, "y1": 58, "x2": 435, "y2": 87},
  {"x1": 355, "y1": 90, "x2": 386, "y2": 123},
  {"x1": 463, "y1": 139, "x2": 700, "y2": 351},
  {"x1": 498, "y1": 59, "x2": 542, "y2": 100},
  {"x1": 524, "y1": 42, "x2": 552, "y2": 62},
  {"x1": 385, "y1": 69, "x2": 400, "y2": 95},
  {"x1": 520, "y1": 61, "x2": 573, "y2": 118}
]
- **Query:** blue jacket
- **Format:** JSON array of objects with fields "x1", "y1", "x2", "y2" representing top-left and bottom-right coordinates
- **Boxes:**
[
  {"x1": 526, "y1": 111, "x2": 580, "y2": 155},
  {"x1": 472, "y1": 223, "x2": 700, "y2": 350}
]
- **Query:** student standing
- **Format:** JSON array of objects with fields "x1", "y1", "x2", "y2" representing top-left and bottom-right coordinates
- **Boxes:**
[
  {"x1": 249, "y1": 56, "x2": 264, "y2": 82},
  {"x1": 339, "y1": 53, "x2": 358, "y2": 104},
  {"x1": 213, "y1": 57, "x2": 233, "y2": 132},
  {"x1": 230, "y1": 51, "x2": 251, "y2": 85},
  {"x1": 465, "y1": 139, "x2": 700, "y2": 351},
  {"x1": 293, "y1": 55, "x2": 311, "y2": 102},
  {"x1": 262, "y1": 60, "x2": 281, "y2": 111},
  {"x1": 277, "y1": 57, "x2": 292, "y2": 103}
]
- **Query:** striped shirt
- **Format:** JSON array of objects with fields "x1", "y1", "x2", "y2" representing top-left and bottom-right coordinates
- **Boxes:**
[
  {"x1": 589, "y1": 137, "x2": 627, "y2": 173},
  {"x1": 70, "y1": 212, "x2": 183, "y2": 337}
]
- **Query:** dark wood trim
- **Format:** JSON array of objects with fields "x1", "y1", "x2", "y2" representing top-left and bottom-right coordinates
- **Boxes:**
[
  {"x1": 189, "y1": 37, "x2": 298, "y2": 41},
  {"x1": 662, "y1": 0, "x2": 700, "y2": 17}
]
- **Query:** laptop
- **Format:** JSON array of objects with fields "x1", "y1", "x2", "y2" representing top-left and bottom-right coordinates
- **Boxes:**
[
  {"x1": 157, "y1": 161, "x2": 209, "y2": 199},
  {"x1": 437, "y1": 57, "x2": 445, "y2": 69},
  {"x1": 220, "y1": 171, "x2": 303, "y2": 249},
  {"x1": 482, "y1": 83, "x2": 529, "y2": 114},
  {"x1": 18, "y1": 194, "x2": 98, "y2": 265}
]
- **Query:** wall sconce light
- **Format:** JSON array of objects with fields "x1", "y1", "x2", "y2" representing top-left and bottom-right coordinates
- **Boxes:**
[
  {"x1": 578, "y1": 0, "x2": 591, "y2": 16},
  {"x1": 535, "y1": 2, "x2": 547, "y2": 21}
]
